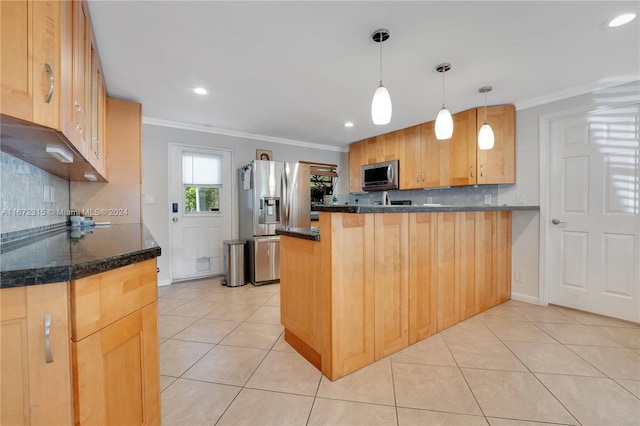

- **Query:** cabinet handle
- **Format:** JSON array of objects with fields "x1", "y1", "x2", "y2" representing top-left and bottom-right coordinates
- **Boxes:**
[
  {"x1": 416, "y1": 173, "x2": 419, "y2": 183},
  {"x1": 44, "y1": 314, "x2": 53, "y2": 363},
  {"x1": 93, "y1": 137, "x2": 100, "y2": 158},
  {"x1": 421, "y1": 172, "x2": 425, "y2": 182},
  {"x1": 470, "y1": 166, "x2": 474, "y2": 178},
  {"x1": 74, "y1": 101, "x2": 85, "y2": 134},
  {"x1": 480, "y1": 164, "x2": 484, "y2": 177},
  {"x1": 44, "y1": 63, "x2": 54, "y2": 103}
]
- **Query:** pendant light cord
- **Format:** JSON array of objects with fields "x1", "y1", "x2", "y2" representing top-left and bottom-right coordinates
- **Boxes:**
[
  {"x1": 484, "y1": 91, "x2": 488, "y2": 124},
  {"x1": 441, "y1": 69, "x2": 445, "y2": 107},
  {"x1": 379, "y1": 31, "x2": 383, "y2": 85}
]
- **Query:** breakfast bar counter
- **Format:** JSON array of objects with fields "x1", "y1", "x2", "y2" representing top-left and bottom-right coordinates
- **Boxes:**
[{"x1": 279, "y1": 205, "x2": 538, "y2": 380}]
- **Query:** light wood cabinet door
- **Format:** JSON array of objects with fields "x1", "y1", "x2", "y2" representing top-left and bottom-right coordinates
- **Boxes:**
[
  {"x1": 374, "y1": 213, "x2": 409, "y2": 359},
  {"x1": 459, "y1": 211, "x2": 479, "y2": 320},
  {"x1": 477, "y1": 105, "x2": 516, "y2": 184},
  {"x1": 422, "y1": 120, "x2": 451, "y2": 188},
  {"x1": 0, "y1": 0, "x2": 60, "y2": 128},
  {"x1": 449, "y1": 109, "x2": 478, "y2": 186},
  {"x1": 364, "y1": 137, "x2": 379, "y2": 165},
  {"x1": 437, "y1": 212, "x2": 461, "y2": 331},
  {"x1": 281, "y1": 236, "x2": 321, "y2": 357},
  {"x1": 408, "y1": 213, "x2": 438, "y2": 343},
  {"x1": 496, "y1": 211, "x2": 512, "y2": 303},
  {"x1": 87, "y1": 30, "x2": 107, "y2": 178},
  {"x1": 400, "y1": 125, "x2": 422, "y2": 189},
  {"x1": 73, "y1": 301, "x2": 160, "y2": 426},
  {"x1": 476, "y1": 211, "x2": 498, "y2": 312},
  {"x1": 348, "y1": 140, "x2": 364, "y2": 192},
  {"x1": 62, "y1": 0, "x2": 91, "y2": 158},
  {"x1": 379, "y1": 129, "x2": 402, "y2": 163},
  {"x1": 0, "y1": 282, "x2": 73, "y2": 426},
  {"x1": 326, "y1": 213, "x2": 375, "y2": 380}
]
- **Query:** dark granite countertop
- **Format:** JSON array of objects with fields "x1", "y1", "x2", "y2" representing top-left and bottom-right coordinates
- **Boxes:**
[
  {"x1": 0, "y1": 223, "x2": 161, "y2": 288},
  {"x1": 313, "y1": 204, "x2": 540, "y2": 213},
  {"x1": 276, "y1": 227, "x2": 320, "y2": 242},
  {"x1": 279, "y1": 205, "x2": 539, "y2": 241}
]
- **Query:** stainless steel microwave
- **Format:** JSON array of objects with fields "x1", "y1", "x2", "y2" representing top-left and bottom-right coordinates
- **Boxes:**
[{"x1": 362, "y1": 159, "x2": 399, "y2": 192}]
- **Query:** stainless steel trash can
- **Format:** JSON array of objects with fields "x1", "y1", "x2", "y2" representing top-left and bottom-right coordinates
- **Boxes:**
[{"x1": 222, "y1": 240, "x2": 246, "y2": 287}]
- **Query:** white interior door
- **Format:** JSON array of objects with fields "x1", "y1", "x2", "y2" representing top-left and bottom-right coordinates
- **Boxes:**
[
  {"x1": 548, "y1": 105, "x2": 639, "y2": 322},
  {"x1": 169, "y1": 144, "x2": 232, "y2": 281}
]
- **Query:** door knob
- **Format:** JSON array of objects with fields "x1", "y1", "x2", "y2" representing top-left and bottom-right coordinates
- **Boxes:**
[
  {"x1": 551, "y1": 218, "x2": 566, "y2": 225},
  {"x1": 172, "y1": 217, "x2": 179, "y2": 222}
]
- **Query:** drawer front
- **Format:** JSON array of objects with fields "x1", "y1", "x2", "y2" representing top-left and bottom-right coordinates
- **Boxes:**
[{"x1": 71, "y1": 259, "x2": 157, "y2": 341}]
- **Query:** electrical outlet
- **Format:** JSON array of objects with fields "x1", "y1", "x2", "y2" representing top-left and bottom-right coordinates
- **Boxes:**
[
  {"x1": 484, "y1": 194, "x2": 492, "y2": 205},
  {"x1": 43, "y1": 185, "x2": 50, "y2": 203},
  {"x1": 427, "y1": 196, "x2": 433, "y2": 204},
  {"x1": 516, "y1": 191, "x2": 526, "y2": 204},
  {"x1": 515, "y1": 270, "x2": 525, "y2": 282}
]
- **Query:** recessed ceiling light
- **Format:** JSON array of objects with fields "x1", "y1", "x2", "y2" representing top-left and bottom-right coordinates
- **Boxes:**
[
  {"x1": 193, "y1": 87, "x2": 208, "y2": 95},
  {"x1": 344, "y1": 121, "x2": 354, "y2": 128},
  {"x1": 608, "y1": 12, "x2": 636, "y2": 27}
]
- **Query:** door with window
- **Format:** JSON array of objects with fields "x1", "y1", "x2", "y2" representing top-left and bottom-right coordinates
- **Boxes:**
[
  {"x1": 169, "y1": 145, "x2": 232, "y2": 281},
  {"x1": 547, "y1": 104, "x2": 639, "y2": 322}
]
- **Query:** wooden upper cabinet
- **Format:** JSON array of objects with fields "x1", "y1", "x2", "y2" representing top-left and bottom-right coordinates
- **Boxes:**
[
  {"x1": 0, "y1": 0, "x2": 60, "y2": 128},
  {"x1": 364, "y1": 130, "x2": 402, "y2": 165},
  {"x1": 449, "y1": 109, "x2": 478, "y2": 186},
  {"x1": 348, "y1": 140, "x2": 364, "y2": 192},
  {"x1": 422, "y1": 120, "x2": 451, "y2": 188},
  {"x1": 400, "y1": 124, "x2": 422, "y2": 189},
  {"x1": 477, "y1": 105, "x2": 516, "y2": 184},
  {"x1": 61, "y1": 0, "x2": 92, "y2": 158}
]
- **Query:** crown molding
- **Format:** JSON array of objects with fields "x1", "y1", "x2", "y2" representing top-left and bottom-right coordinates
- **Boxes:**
[
  {"x1": 515, "y1": 76, "x2": 639, "y2": 110},
  {"x1": 141, "y1": 117, "x2": 347, "y2": 153}
]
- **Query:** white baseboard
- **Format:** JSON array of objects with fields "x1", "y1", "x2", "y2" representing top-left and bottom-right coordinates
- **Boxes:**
[
  {"x1": 510, "y1": 292, "x2": 541, "y2": 306},
  {"x1": 158, "y1": 278, "x2": 172, "y2": 287}
]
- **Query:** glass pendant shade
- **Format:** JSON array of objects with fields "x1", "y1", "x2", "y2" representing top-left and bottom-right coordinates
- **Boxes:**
[
  {"x1": 435, "y1": 106, "x2": 453, "y2": 140},
  {"x1": 371, "y1": 83, "x2": 392, "y2": 125},
  {"x1": 478, "y1": 122, "x2": 495, "y2": 150}
]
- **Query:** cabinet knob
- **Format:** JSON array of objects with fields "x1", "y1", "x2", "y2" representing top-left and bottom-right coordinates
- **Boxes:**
[{"x1": 470, "y1": 166, "x2": 474, "y2": 178}]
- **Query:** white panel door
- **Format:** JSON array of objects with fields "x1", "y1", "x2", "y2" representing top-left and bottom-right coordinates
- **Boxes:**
[
  {"x1": 548, "y1": 105, "x2": 639, "y2": 322},
  {"x1": 169, "y1": 144, "x2": 232, "y2": 281}
]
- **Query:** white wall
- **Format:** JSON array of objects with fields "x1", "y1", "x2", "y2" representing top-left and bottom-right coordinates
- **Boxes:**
[
  {"x1": 141, "y1": 122, "x2": 347, "y2": 285},
  {"x1": 499, "y1": 80, "x2": 639, "y2": 303}
]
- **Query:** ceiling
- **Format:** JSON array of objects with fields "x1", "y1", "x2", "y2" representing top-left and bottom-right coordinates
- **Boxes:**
[{"x1": 87, "y1": 1, "x2": 639, "y2": 151}]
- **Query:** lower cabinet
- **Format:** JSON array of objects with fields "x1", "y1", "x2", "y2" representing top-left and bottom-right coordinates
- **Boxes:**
[
  {"x1": 71, "y1": 259, "x2": 160, "y2": 426},
  {"x1": 72, "y1": 302, "x2": 159, "y2": 425},
  {"x1": 0, "y1": 282, "x2": 73, "y2": 426},
  {"x1": 374, "y1": 213, "x2": 409, "y2": 358},
  {"x1": 282, "y1": 210, "x2": 512, "y2": 381},
  {"x1": 408, "y1": 213, "x2": 438, "y2": 343}
]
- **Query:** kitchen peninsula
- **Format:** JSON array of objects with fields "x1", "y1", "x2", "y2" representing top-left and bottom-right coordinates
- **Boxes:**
[
  {"x1": 278, "y1": 204, "x2": 538, "y2": 381},
  {"x1": 0, "y1": 224, "x2": 161, "y2": 425}
]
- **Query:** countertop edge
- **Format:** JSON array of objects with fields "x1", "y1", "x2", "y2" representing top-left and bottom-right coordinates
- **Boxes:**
[
  {"x1": 313, "y1": 205, "x2": 540, "y2": 213},
  {"x1": 276, "y1": 228, "x2": 320, "y2": 242}
]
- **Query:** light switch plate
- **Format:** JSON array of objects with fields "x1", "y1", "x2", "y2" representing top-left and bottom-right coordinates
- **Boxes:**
[
  {"x1": 516, "y1": 191, "x2": 526, "y2": 204},
  {"x1": 484, "y1": 194, "x2": 492, "y2": 205},
  {"x1": 43, "y1": 185, "x2": 50, "y2": 203}
]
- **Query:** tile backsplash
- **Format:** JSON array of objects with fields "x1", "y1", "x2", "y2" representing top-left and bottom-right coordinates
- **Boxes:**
[
  {"x1": 346, "y1": 185, "x2": 501, "y2": 206},
  {"x1": 0, "y1": 152, "x2": 70, "y2": 233}
]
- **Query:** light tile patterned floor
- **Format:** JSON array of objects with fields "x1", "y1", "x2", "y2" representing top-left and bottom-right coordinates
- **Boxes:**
[{"x1": 159, "y1": 277, "x2": 640, "y2": 426}]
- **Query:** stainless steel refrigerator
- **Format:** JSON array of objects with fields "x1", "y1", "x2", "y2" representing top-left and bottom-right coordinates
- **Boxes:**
[{"x1": 238, "y1": 160, "x2": 310, "y2": 285}]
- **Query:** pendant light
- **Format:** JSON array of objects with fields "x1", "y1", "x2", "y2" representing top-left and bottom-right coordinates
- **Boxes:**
[
  {"x1": 478, "y1": 86, "x2": 495, "y2": 150},
  {"x1": 435, "y1": 63, "x2": 453, "y2": 140},
  {"x1": 371, "y1": 29, "x2": 391, "y2": 125}
]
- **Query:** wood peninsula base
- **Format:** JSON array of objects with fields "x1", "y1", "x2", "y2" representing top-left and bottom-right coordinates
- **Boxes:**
[{"x1": 280, "y1": 210, "x2": 512, "y2": 381}]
